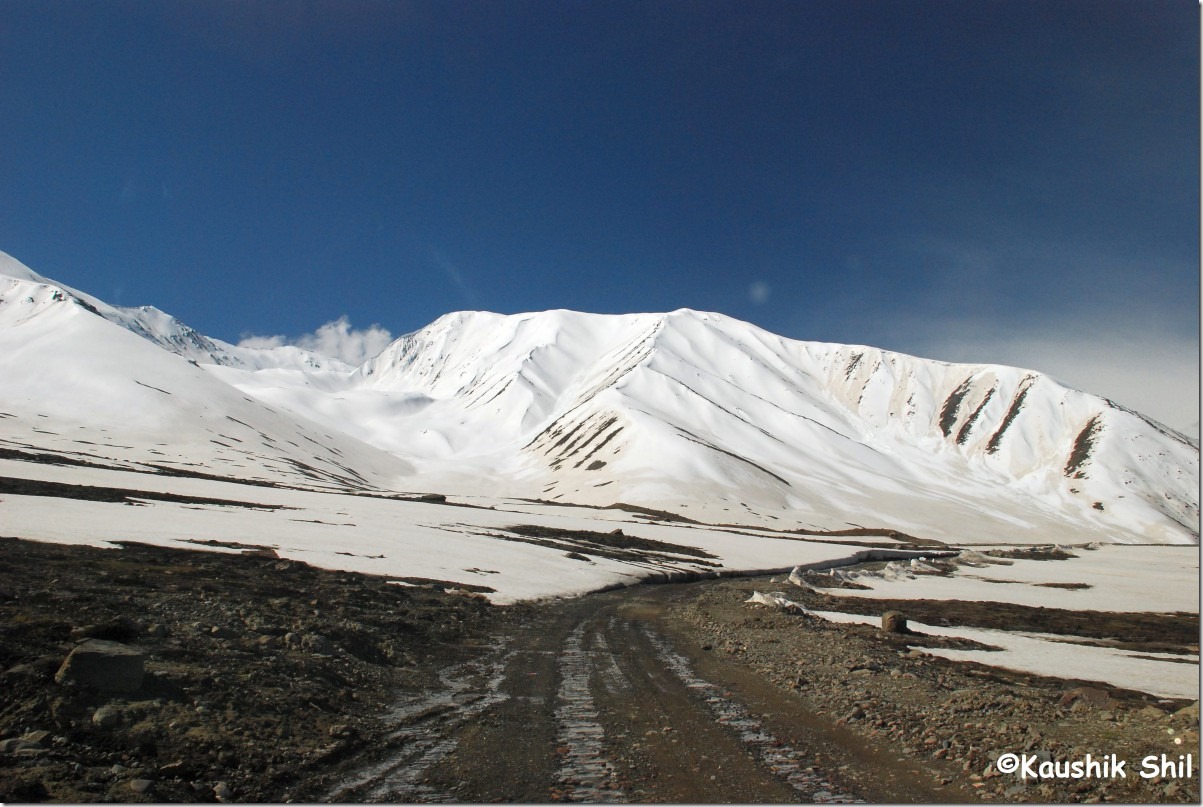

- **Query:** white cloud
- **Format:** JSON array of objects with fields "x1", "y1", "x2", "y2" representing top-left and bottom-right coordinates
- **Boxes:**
[
  {"x1": 238, "y1": 316, "x2": 393, "y2": 366},
  {"x1": 236, "y1": 334, "x2": 287, "y2": 350},
  {"x1": 749, "y1": 280, "x2": 771, "y2": 305}
]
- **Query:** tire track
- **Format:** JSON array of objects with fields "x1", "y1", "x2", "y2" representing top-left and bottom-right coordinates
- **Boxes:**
[
  {"x1": 552, "y1": 622, "x2": 627, "y2": 802},
  {"x1": 324, "y1": 646, "x2": 512, "y2": 802},
  {"x1": 640, "y1": 624, "x2": 863, "y2": 803}
]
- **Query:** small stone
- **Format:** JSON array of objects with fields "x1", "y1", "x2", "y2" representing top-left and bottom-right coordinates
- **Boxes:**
[
  {"x1": 881, "y1": 611, "x2": 907, "y2": 633},
  {"x1": 158, "y1": 760, "x2": 192, "y2": 777},
  {"x1": 0, "y1": 738, "x2": 46, "y2": 754},
  {"x1": 130, "y1": 779, "x2": 154, "y2": 794},
  {"x1": 213, "y1": 781, "x2": 232, "y2": 802},
  {"x1": 838, "y1": 707, "x2": 865, "y2": 724},
  {"x1": 92, "y1": 704, "x2": 123, "y2": 728}
]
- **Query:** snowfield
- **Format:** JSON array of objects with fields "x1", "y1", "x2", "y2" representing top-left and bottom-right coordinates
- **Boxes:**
[
  {"x1": 0, "y1": 458, "x2": 866, "y2": 604},
  {"x1": 810, "y1": 609, "x2": 1199, "y2": 701},
  {"x1": 798, "y1": 546, "x2": 1200, "y2": 701},
  {"x1": 0, "y1": 250, "x2": 1197, "y2": 699}
]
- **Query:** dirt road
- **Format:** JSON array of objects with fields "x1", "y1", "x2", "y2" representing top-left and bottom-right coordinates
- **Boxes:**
[
  {"x1": 319, "y1": 584, "x2": 972, "y2": 803},
  {"x1": 3, "y1": 536, "x2": 1194, "y2": 803}
]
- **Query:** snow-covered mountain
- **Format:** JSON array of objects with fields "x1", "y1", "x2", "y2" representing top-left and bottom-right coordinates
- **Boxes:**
[
  {"x1": 0, "y1": 251, "x2": 1196, "y2": 544},
  {"x1": 0, "y1": 254, "x2": 411, "y2": 490}
]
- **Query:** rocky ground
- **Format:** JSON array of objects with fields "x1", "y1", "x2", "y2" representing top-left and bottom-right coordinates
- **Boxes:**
[
  {"x1": 663, "y1": 573, "x2": 1200, "y2": 803},
  {"x1": 1, "y1": 535, "x2": 1198, "y2": 803},
  {"x1": 0, "y1": 536, "x2": 501, "y2": 803}
]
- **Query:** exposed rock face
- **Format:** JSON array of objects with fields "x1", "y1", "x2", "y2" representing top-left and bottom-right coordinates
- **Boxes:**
[{"x1": 54, "y1": 639, "x2": 145, "y2": 693}]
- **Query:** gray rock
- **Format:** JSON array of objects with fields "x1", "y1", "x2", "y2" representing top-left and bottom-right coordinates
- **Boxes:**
[
  {"x1": 55, "y1": 639, "x2": 145, "y2": 693},
  {"x1": 130, "y1": 778, "x2": 154, "y2": 794},
  {"x1": 881, "y1": 611, "x2": 907, "y2": 633},
  {"x1": 92, "y1": 704, "x2": 124, "y2": 728},
  {"x1": 213, "y1": 781, "x2": 232, "y2": 802},
  {"x1": 4, "y1": 656, "x2": 61, "y2": 682}
]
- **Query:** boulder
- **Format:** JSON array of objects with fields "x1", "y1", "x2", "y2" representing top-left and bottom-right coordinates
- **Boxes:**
[
  {"x1": 55, "y1": 639, "x2": 145, "y2": 693},
  {"x1": 881, "y1": 611, "x2": 908, "y2": 633}
]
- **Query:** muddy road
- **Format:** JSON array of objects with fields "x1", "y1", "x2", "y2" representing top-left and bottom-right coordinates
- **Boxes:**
[{"x1": 318, "y1": 584, "x2": 969, "y2": 804}]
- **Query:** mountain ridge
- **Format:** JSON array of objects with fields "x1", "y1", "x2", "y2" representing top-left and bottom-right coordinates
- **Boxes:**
[{"x1": 0, "y1": 251, "x2": 1196, "y2": 544}]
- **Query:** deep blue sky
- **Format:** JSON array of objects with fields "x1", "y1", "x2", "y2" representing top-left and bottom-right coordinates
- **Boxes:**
[{"x1": 1, "y1": 0, "x2": 1198, "y2": 430}]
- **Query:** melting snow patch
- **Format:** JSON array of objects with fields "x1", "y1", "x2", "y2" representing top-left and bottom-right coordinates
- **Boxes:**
[{"x1": 745, "y1": 591, "x2": 806, "y2": 612}]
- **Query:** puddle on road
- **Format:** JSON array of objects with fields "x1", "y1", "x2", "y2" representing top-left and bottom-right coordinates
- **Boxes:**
[{"x1": 641, "y1": 626, "x2": 864, "y2": 804}]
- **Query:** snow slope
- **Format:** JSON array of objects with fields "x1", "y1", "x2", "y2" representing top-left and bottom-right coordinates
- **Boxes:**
[
  {"x1": 0, "y1": 262, "x2": 412, "y2": 491},
  {"x1": 0, "y1": 251, "x2": 1197, "y2": 544}
]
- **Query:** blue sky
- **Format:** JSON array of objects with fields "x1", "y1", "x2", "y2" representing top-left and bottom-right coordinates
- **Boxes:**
[{"x1": 1, "y1": 0, "x2": 1198, "y2": 431}]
